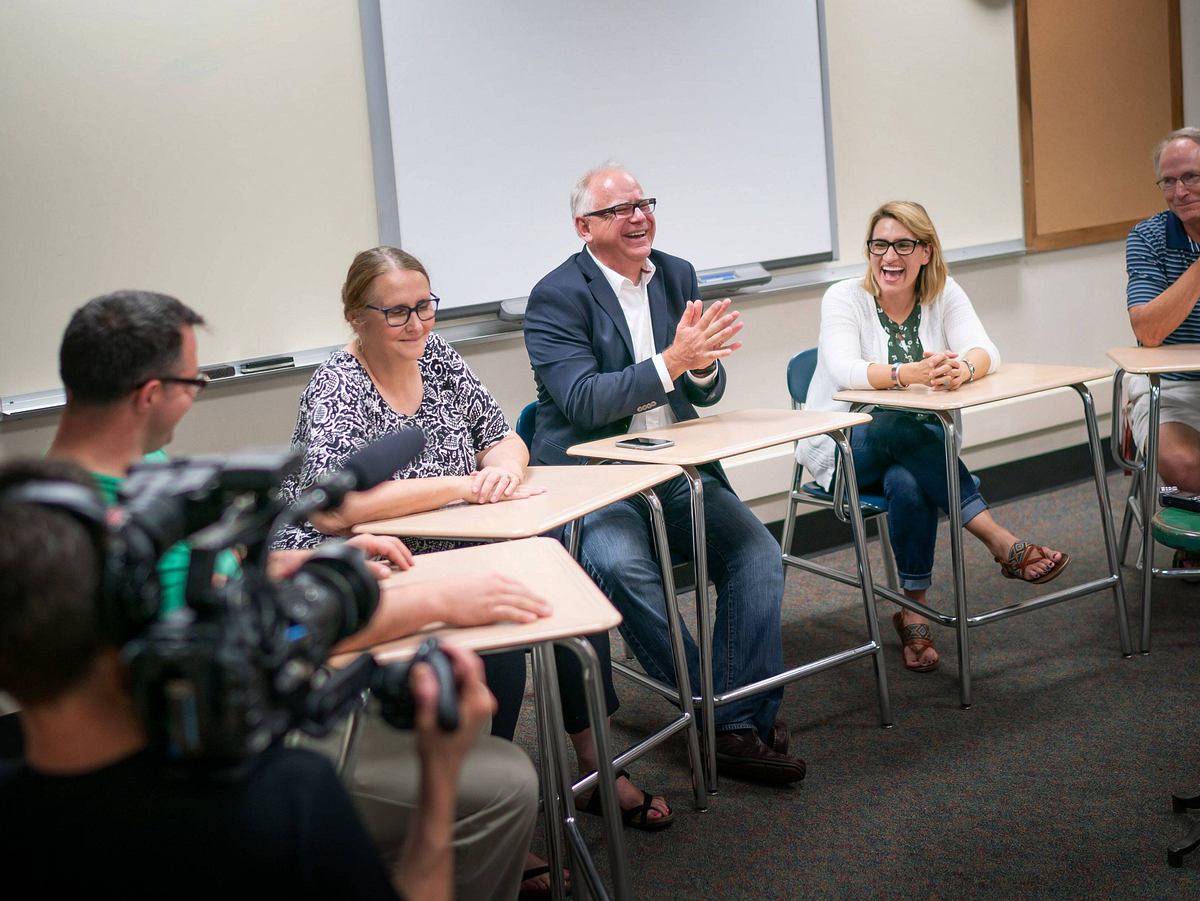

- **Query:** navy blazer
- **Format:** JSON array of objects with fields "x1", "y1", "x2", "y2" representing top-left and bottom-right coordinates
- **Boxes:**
[{"x1": 524, "y1": 248, "x2": 727, "y2": 482}]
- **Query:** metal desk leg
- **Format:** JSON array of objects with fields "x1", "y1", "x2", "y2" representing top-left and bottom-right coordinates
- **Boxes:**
[
  {"x1": 550, "y1": 637, "x2": 632, "y2": 901},
  {"x1": 937, "y1": 412, "x2": 971, "y2": 709},
  {"x1": 1141, "y1": 374, "x2": 1161, "y2": 653},
  {"x1": 831, "y1": 429, "x2": 893, "y2": 727},
  {"x1": 641, "y1": 488, "x2": 708, "y2": 808},
  {"x1": 1072, "y1": 384, "x2": 1132, "y2": 657},
  {"x1": 531, "y1": 646, "x2": 570, "y2": 901},
  {"x1": 333, "y1": 690, "x2": 370, "y2": 779},
  {"x1": 682, "y1": 465, "x2": 718, "y2": 794},
  {"x1": 568, "y1": 493, "x2": 706, "y2": 810}
]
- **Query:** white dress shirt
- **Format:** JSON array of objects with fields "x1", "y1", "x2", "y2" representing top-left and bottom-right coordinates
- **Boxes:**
[{"x1": 587, "y1": 248, "x2": 717, "y2": 433}]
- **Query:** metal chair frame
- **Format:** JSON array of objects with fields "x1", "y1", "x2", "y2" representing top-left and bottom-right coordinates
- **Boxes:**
[
  {"x1": 1109, "y1": 369, "x2": 1197, "y2": 653},
  {"x1": 781, "y1": 349, "x2": 899, "y2": 593},
  {"x1": 765, "y1": 349, "x2": 896, "y2": 740}
]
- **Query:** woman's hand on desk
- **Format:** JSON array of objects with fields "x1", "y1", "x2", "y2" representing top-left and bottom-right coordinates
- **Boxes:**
[
  {"x1": 900, "y1": 351, "x2": 961, "y2": 390},
  {"x1": 429, "y1": 572, "x2": 553, "y2": 625},
  {"x1": 467, "y1": 467, "x2": 547, "y2": 505},
  {"x1": 924, "y1": 351, "x2": 970, "y2": 392},
  {"x1": 346, "y1": 533, "x2": 416, "y2": 578},
  {"x1": 266, "y1": 535, "x2": 414, "y2": 582}
]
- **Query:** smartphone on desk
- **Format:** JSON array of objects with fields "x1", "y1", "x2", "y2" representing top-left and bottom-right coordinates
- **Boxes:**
[
  {"x1": 615, "y1": 436, "x2": 675, "y2": 451},
  {"x1": 1161, "y1": 488, "x2": 1200, "y2": 513}
]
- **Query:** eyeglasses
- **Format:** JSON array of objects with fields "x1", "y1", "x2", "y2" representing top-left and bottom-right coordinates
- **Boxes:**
[
  {"x1": 1156, "y1": 172, "x2": 1200, "y2": 192},
  {"x1": 155, "y1": 373, "x2": 211, "y2": 392},
  {"x1": 582, "y1": 198, "x2": 657, "y2": 220},
  {"x1": 866, "y1": 239, "x2": 925, "y2": 256},
  {"x1": 365, "y1": 295, "x2": 440, "y2": 327}
]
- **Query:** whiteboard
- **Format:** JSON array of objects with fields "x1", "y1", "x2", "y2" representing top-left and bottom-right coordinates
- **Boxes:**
[
  {"x1": 0, "y1": 1, "x2": 379, "y2": 399},
  {"x1": 372, "y1": 0, "x2": 835, "y2": 311}
]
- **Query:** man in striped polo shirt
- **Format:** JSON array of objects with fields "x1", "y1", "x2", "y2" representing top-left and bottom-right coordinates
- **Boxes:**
[{"x1": 1125, "y1": 128, "x2": 1200, "y2": 535}]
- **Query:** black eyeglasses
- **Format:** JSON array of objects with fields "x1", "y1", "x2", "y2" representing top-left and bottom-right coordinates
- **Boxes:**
[
  {"x1": 365, "y1": 295, "x2": 440, "y2": 327},
  {"x1": 154, "y1": 373, "x2": 211, "y2": 392},
  {"x1": 866, "y1": 239, "x2": 926, "y2": 256},
  {"x1": 582, "y1": 198, "x2": 657, "y2": 220},
  {"x1": 1156, "y1": 172, "x2": 1200, "y2": 192}
]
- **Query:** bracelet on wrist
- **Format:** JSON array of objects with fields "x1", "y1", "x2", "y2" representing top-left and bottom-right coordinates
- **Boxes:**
[
  {"x1": 690, "y1": 360, "x2": 718, "y2": 376},
  {"x1": 963, "y1": 359, "x2": 976, "y2": 383},
  {"x1": 891, "y1": 362, "x2": 907, "y2": 389}
]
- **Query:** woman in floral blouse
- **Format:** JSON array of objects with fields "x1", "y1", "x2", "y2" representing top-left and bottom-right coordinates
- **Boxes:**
[
  {"x1": 796, "y1": 202, "x2": 1069, "y2": 673},
  {"x1": 276, "y1": 247, "x2": 674, "y2": 859}
]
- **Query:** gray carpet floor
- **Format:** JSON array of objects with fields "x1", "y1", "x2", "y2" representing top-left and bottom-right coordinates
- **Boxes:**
[{"x1": 515, "y1": 471, "x2": 1200, "y2": 899}]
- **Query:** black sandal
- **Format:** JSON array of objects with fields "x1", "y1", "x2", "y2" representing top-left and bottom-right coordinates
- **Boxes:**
[{"x1": 578, "y1": 768, "x2": 674, "y2": 831}]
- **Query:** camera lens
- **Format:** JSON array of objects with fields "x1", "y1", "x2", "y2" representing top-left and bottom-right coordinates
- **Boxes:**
[{"x1": 278, "y1": 543, "x2": 379, "y2": 656}]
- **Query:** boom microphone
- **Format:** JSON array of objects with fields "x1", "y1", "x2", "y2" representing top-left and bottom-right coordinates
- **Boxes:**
[
  {"x1": 289, "y1": 428, "x2": 426, "y2": 521},
  {"x1": 342, "y1": 428, "x2": 427, "y2": 492}
]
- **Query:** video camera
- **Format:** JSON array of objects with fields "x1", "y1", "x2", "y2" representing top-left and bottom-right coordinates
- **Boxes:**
[{"x1": 19, "y1": 430, "x2": 459, "y2": 769}]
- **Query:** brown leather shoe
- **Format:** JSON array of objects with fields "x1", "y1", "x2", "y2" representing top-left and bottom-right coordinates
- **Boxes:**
[
  {"x1": 765, "y1": 721, "x2": 790, "y2": 755},
  {"x1": 714, "y1": 728, "x2": 805, "y2": 785}
]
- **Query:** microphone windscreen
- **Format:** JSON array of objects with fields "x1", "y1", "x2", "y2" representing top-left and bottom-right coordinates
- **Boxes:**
[{"x1": 342, "y1": 429, "x2": 426, "y2": 491}]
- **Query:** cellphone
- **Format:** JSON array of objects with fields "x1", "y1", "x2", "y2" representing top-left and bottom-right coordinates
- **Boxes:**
[
  {"x1": 615, "y1": 436, "x2": 675, "y2": 450},
  {"x1": 1161, "y1": 487, "x2": 1200, "y2": 513}
]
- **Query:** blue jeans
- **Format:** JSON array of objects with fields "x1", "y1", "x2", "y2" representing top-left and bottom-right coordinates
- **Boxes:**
[
  {"x1": 850, "y1": 411, "x2": 988, "y2": 591},
  {"x1": 578, "y1": 470, "x2": 785, "y2": 736}
]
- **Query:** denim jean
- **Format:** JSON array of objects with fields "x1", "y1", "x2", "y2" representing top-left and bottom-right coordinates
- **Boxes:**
[
  {"x1": 850, "y1": 411, "x2": 988, "y2": 591},
  {"x1": 578, "y1": 470, "x2": 785, "y2": 736}
]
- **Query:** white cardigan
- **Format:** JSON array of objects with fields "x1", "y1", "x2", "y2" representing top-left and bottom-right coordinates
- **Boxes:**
[{"x1": 796, "y1": 276, "x2": 1001, "y2": 490}]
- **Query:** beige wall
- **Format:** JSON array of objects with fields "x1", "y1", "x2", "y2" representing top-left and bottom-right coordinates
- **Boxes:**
[{"x1": 1, "y1": 1, "x2": 1191, "y2": 526}]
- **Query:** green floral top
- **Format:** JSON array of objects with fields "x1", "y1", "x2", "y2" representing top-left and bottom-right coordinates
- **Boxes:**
[
  {"x1": 875, "y1": 301, "x2": 923, "y2": 363},
  {"x1": 875, "y1": 302, "x2": 933, "y2": 421}
]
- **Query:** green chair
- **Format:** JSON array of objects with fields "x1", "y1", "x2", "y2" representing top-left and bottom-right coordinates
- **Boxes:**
[{"x1": 1151, "y1": 506, "x2": 1200, "y2": 562}]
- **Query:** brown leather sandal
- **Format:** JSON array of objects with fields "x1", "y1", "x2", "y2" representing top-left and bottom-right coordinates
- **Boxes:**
[
  {"x1": 996, "y1": 540, "x2": 1070, "y2": 585},
  {"x1": 892, "y1": 611, "x2": 939, "y2": 673}
]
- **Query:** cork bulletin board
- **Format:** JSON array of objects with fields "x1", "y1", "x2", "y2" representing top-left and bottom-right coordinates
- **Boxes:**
[{"x1": 1016, "y1": 0, "x2": 1183, "y2": 251}]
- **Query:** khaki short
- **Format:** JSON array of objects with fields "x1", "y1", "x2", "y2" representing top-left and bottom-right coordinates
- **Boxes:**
[{"x1": 1128, "y1": 376, "x2": 1200, "y2": 449}]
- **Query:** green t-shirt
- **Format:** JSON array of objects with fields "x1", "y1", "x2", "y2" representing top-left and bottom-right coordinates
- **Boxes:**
[{"x1": 91, "y1": 450, "x2": 239, "y2": 615}]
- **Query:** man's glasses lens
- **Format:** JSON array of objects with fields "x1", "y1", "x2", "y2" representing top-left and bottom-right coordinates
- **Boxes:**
[
  {"x1": 1156, "y1": 172, "x2": 1200, "y2": 191},
  {"x1": 369, "y1": 295, "x2": 440, "y2": 327},
  {"x1": 585, "y1": 198, "x2": 657, "y2": 219},
  {"x1": 867, "y1": 239, "x2": 921, "y2": 256}
]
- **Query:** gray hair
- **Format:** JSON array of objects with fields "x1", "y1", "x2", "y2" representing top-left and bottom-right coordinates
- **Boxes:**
[
  {"x1": 1153, "y1": 127, "x2": 1200, "y2": 176},
  {"x1": 570, "y1": 161, "x2": 625, "y2": 219}
]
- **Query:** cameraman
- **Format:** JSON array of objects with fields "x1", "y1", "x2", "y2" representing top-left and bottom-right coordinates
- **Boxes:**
[
  {"x1": 42, "y1": 290, "x2": 544, "y2": 899},
  {"x1": 46, "y1": 290, "x2": 418, "y2": 603},
  {"x1": 0, "y1": 459, "x2": 496, "y2": 899}
]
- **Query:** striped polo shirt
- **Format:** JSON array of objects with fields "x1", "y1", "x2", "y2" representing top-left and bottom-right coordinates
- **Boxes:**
[{"x1": 1126, "y1": 209, "x2": 1200, "y2": 381}]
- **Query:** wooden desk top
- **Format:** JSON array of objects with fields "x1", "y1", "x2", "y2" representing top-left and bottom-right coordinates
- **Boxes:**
[
  {"x1": 832, "y1": 362, "x2": 1110, "y2": 412},
  {"x1": 332, "y1": 537, "x2": 621, "y2": 666},
  {"x1": 352, "y1": 464, "x2": 683, "y2": 539},
  {"x1": 565, "y1": 407, "x2": 872, "y2": 466},
  {"x1": 1106, "y1": 344, "x2": 1200, "y2": 375}
]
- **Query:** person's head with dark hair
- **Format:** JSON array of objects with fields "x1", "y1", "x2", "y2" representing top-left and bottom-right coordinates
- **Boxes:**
[
  {"x1": 0, "y1": 459, "x2": 107, "y2": 705},
  {"x1": 50, "y1": 291, "x2": 208, "y2": 474},
  {"x1": 59, "y1": 290, "x2": 205, "y2": 406}
]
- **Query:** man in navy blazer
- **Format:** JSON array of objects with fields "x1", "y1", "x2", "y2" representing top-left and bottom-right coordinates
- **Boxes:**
[{"x1": 524, "y1": 165, "x2": 804, "y2": 785}]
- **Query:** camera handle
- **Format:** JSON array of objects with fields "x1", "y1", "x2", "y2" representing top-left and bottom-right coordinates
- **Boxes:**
[
  {"x1": 297, "y1": 654, "x2": 378, "y2": 736},
  {"x1": 373, "y1": 638, "x2": 460, "y2": 732}
]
